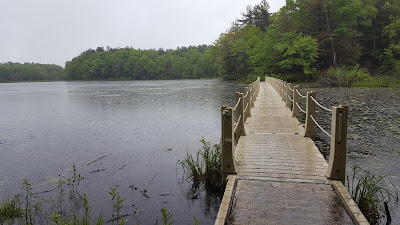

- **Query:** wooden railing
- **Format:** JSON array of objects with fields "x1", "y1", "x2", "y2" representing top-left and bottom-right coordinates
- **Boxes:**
[
  {"x1": 266, "y1": 77, "x2": 348, "y2": 183},
  {"x1": 221, "y1": 77, "x2": 261, "y2": 181}
]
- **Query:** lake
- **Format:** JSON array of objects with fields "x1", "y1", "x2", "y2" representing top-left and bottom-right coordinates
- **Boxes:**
[
  {"x1": 0, "y1": 79, "x2": 245, "y2": 224},
  {"x1": 1, "y1": 80, "x2": 399, "y2": 224}
]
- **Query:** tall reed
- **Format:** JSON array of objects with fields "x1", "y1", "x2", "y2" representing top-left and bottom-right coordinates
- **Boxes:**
[
  {"x1": 346, "y1": 166, "x2": 399, "y2": 224},
  {"x1": 179, "y1": 138, "x2": 223, "y2": 191},
  {"x1": 0, "y1": 195, "x2": 22, "y2": 223}
]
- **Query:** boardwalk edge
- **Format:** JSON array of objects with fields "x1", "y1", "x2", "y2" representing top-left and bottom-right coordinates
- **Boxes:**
[
  {"x1": 329, "y1": 180, "x2": 370, "y2": 225},
  {"x1": 215, "y1": 174, "x2": 237, "y2": 225}
]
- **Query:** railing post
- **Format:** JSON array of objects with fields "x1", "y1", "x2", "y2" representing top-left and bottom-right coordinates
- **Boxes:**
[
  {"x1": 244, "y1": 88, "x2": 251, "y2": 119},
  {"x1": 292, "y1": 85, "x2": 300, "y2": 119},
  {"x1": 235, "y1": 92, "x2": 240, "y2": 120},
  {"x1": 278, "y1": 81, "x2": 282, "y2": 97},
  {"x1": 255, "y1": 78, "x2": 259, "y2": 98},
  {"x1": 282, "y1": 81, "x2": 287, "y2": 102},
  {"x1": 250, "y1": 86, "x2": 255, "y2": 108},
  {"x1": 286, "y1": 83, "x2": 292, "y2": 108},
  {"x1": 221, "y1": 107, "x2": 236, "y2": 182},
  {"x1": 304, "y1": 92, "x2": 316, "y2": 140},
  {"x1": 327, "y1": 105, "x2": 348, "y2": 183},
  {"x1": 235, "y1": 92, "x2": 245, "y2": 138}
]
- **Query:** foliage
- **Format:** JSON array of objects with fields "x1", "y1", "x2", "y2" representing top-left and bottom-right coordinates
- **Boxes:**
[
  {"x1": 0, "y1": 196, "x2": 22, "y2": 224},
  {"x1": 67, "y1": 165, "x2": 84, "y2": 193},
  {"x1": 352, "y1": 76, "x2": 400, "y2": 87},
  {"x1": 9, "y1": 0, "x2": 400, "y2": 83},
  {"x1": 0, "y1": 62, "x2": 64, "y2": 81},
  {"x1": 213, "y1": 0, "x2": 400, "y2": 82},
  {"x1": 160, "y1": 208, "x2": 173, "y2": 225},
  {"x1": 179, "y1": 138, "x2": 224, "y2": 191},
  {"x1": 1, "y1": 165, "x2": 204, "y2": 224},
  {"x1": 249, "y1": 29, "x2": 319, "y2": 79},
  {"x1": 320, "y1": 65, "x2": 372, "y2": 86},
  {"x1": 22, "y1": 179, "x2": 33, "y2": 224},
  {"x1": 237, "y1": 0, "x2": 272, "y2": 31},
  {"x1": 346, "y1": 166, "x2": 399, "y2": 224},
  {"x1": 64, "y1": 45, "x2": 218, "y2": 80},
  {"x1": 108, "y1": 187, "x2": 127, "y2": 223}
]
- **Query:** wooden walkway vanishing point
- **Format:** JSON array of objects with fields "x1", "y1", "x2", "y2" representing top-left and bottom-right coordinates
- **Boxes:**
[{"x1": 215, "y1": 78, "x2": 369, "y2": 225}]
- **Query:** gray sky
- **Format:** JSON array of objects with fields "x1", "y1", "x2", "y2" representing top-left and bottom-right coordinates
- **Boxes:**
[{"x1": 0, "y1": 0, "x2": 285, "y2": 67}]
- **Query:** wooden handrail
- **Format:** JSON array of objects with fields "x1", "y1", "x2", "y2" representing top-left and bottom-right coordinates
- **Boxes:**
[
  {"x1": 221, "y1": 106, "x2": 235, "y2": 180},
  {"x1": 221, "y1": 77, "x2": 260, "y2": 181},
  {"x1": 292, "y1": 85, "x2": 300, "y2": 119},
  {"x1": 305, "y1": 91, "x2": 316, "y2": 140},
  {"x1": 327, "y1": 105, "x2": 348, "y2": 183},
  {"x1": 266, "y1": 76, "x2": 348, "y2": 183}
]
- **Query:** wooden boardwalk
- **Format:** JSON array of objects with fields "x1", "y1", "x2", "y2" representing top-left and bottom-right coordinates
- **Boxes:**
[{"x1": 216, "y1": 80, "x2": 369, "y2": 225}]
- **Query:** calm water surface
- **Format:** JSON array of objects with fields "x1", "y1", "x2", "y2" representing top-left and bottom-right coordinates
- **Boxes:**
[{"x1": 0, "y1": 80, "x2": 245, "y2": 224}]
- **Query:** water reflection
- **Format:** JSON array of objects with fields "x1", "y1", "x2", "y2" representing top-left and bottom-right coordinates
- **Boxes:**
[{"x1": 0, "y1": 79, "x2": 245, "y2": 224}]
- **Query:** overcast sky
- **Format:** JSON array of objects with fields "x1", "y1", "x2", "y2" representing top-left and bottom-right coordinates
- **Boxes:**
[{"x1": 0, "y1": 0, "x2": 285, "y2": 67}]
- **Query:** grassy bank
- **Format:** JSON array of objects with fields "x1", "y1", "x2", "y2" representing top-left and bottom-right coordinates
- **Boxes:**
[{"x1": 353, "y1": 77, "x2": 400, "y2": 88}]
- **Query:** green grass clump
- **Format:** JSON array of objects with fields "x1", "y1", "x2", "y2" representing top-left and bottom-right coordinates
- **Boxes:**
[
  {"x1": 346, "y1": 166, "x2": 399, "y2": 224},
  {"x1": 179, "y1": 138, "x2": 224, "y2": 191},
  {"x1": 353, "y1": 76, "x2": 400, "y2": 88},
  {"x1": 0, "y1": 195, "x2": 23, "y2": 223}
]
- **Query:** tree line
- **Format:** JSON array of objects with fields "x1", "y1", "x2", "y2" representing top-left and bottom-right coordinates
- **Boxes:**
[
  {"x1": 64, "y1": 46, "x2": 218, "y2": 80},
  {"x1": 213, "y1": 0, "x2": 400, "y2": 81},
  {"x1": 3, "y1": 0, "x2": 399, "y2": 82},
  {"x1": 0, "y1": 62, "x2": 64, "y2": 81}
]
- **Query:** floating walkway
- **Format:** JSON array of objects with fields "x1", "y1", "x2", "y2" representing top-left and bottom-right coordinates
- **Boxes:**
[{"x1": 215, "y1": 78, "x2": 369, "y2": 225}]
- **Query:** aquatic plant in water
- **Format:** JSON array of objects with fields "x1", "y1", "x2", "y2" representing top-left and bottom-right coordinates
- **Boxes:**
[
  {"x1": 0, "y1": 163, "x2": 202, "y2": 224},
  {"x1": 179, "y1": 138, "x2": 224, "y2": 191},
  {"x1": 346, "y1": 165, "x2": 399, "y2": 224},
  {"x1": 108, "y1": 187, "x2": 128, "y2": 224},
  {"x1": 0, "y1": 195, "x2": 22, "y2": 224}
]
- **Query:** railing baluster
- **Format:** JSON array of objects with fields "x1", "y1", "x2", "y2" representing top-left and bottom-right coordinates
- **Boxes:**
[
  {"x1": 221, "y1": 78, "x2": 260, "y2": 182},
  {"x1": 282, "y1": 81, "x2": 287, "y2": 101},
  {"x1": 235, "y1": 92, "x2": 245, "y2": 139},
  {"x1": 221, "y1": 107, "x2": 236, "y2": 182},
  {"x1": 292, "y1": 85, "x2": 300, "y2": 119},
  {"x1": 327, "y1": 105, "x2": 348, "y2": 183},
  {"x1": 304, "y1": 92, "x2": 316, "y2": 140},
  {"x1": 286, "y1": 83, "x2": 292, "y2": 108},
  {"x1": 250, "y1": 85, "x2": 255, "y2": 108},
  {"x1": 244, "y1": 87, "x2": 251, "y2": 119}
]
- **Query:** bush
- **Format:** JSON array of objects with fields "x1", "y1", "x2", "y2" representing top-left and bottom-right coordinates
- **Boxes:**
[
  {"x1": 270, "y1": 73, "x2": 303, "y2": 82},
  {"x1": 241, "y1": 74, "x2": 263, "y2": 83},
  {"x1": 320, "y1": 65, "x2": 372, "y2": 87}
]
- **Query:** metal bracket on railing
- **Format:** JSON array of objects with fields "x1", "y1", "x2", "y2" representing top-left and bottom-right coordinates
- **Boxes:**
[
  {"x1": 223, "y1": 110, "x2": 231, "y2": 117},
  {"x1": 224, "y1": 138, "x2": 232, "y2": 143}
]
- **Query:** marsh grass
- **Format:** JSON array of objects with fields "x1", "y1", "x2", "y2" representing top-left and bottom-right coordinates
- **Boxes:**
[
  {"x1": 346, "y1": 166, "x2": 399, "y2": 224},
  {"x1": 179, "y1": 138, "x2": 224, "y2": 191},
  {"x1": 160, "y1": 208, "x2": 173, "y2": 225},
  {"x1": 22, "y1": 179, "x2": 33, "y2": 224},
  {"x1": 1, "y1": 163, "x2": 202, "y2": 224},
  {"x1": 0, "y1": 196, "x2": 23, "y2": 224},
  {"x1": 108, "y1": 187, "x2": 128, "y2": 224},
  {"x1": 353, "y1": 76, "x2": 400, "y2": 88}
]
